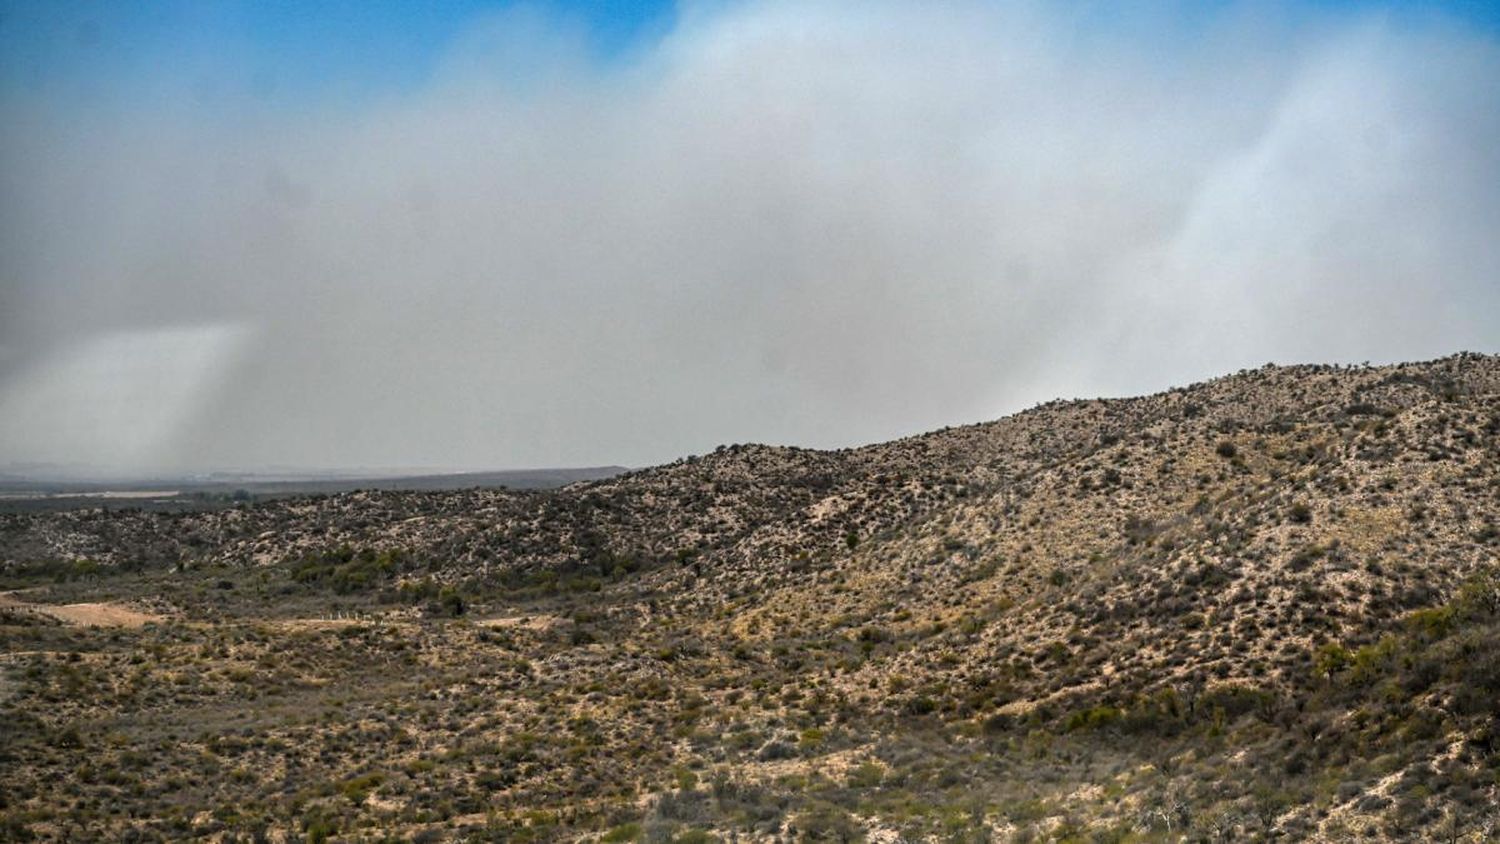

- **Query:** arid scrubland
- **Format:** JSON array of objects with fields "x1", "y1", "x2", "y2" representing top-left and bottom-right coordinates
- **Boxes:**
[{"x1": 2, "y1": 354, "x2": 1499, "y2": 842}]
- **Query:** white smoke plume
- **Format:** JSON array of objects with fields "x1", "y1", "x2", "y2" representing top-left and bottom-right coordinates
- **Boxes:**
[{"x1": 2, "y1": 1, "x2": 1497, "y2": 472}]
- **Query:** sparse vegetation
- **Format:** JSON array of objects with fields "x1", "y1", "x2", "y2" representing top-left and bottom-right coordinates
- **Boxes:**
[{"x1": 2, "y1": 353, "x2": 1498, "y2": 840}]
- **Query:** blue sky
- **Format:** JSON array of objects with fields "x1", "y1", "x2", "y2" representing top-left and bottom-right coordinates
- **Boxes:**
[
  {"x1": 3, "y1": 0, "x2": 1497, "y2": 103},
  {"x1": 0, "y1": 0, "x2": 678, "y2": 102}
]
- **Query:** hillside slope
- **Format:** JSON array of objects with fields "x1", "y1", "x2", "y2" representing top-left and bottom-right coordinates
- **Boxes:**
[{"x1": 1, "y1": 353, "x2": 1498, "y2": 841}]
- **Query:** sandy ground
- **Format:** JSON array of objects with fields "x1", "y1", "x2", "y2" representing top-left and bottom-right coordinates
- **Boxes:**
[{"x1": 0, "y1": 591, "x2": 164, "y2": 627}]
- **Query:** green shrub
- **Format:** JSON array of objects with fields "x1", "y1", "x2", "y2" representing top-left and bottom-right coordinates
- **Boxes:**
[
  {"x1": 338, "y1": 771, "x2": 385, "y2": 804},
  {"x1": 1314, "y1": 642, "x2": 1353, "y2": 679},
  {"x1": 602, "y1": 823, "x2": 641, "y2": 842},
  {"x1": 846, "y1": 761, "x2": 883, "y2": 788},
  {"x1": 1200, "y1": 683, "x2": 1274, "y2": 721},
  {"x1": 290, "y1": 546, "x2": 409, "y2": 594},
  {"x1": 1064, "y1": 705, "x2": 1123, "y2": 732},
  {"x1": 1406, "y1": 606, "x2": 1457, "y2": 640}
]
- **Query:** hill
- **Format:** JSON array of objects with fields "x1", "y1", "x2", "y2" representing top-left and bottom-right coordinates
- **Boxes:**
[{"x1": 1, "y1": 353, "x2": 1498, "y2": 841}]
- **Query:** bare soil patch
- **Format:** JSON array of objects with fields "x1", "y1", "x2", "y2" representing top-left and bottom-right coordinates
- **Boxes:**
[{"x1": 0, "y1": 591, "x2": 163, "y2": 628}]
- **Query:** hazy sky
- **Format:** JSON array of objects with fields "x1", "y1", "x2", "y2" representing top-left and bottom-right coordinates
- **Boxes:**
[{"x1": 2, "y1": 1, "x2": 1498, "y2": 473}]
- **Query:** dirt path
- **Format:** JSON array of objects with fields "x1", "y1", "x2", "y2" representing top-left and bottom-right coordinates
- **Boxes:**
[
  {"x1": 477, "y1": 613, "x2": 569, "y2": 631},
  {"x1": 0, "y1": 591, "x2": 164, "y2": 628}
]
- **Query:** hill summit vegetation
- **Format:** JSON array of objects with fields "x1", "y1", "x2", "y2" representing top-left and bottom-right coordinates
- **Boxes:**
[{"x1": 2, "y1": 353, "x2": 1498, "y2": 842}]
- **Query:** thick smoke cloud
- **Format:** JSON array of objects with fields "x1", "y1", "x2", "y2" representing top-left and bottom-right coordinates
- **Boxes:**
[{"x1": 2, "y1": 1, "x2": 1497, "y2": 473}]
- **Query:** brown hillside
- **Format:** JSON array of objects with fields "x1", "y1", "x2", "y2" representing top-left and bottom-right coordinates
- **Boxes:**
[{"x1": 1, "y1": 353, "x2": 1497, "y2": 841}]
